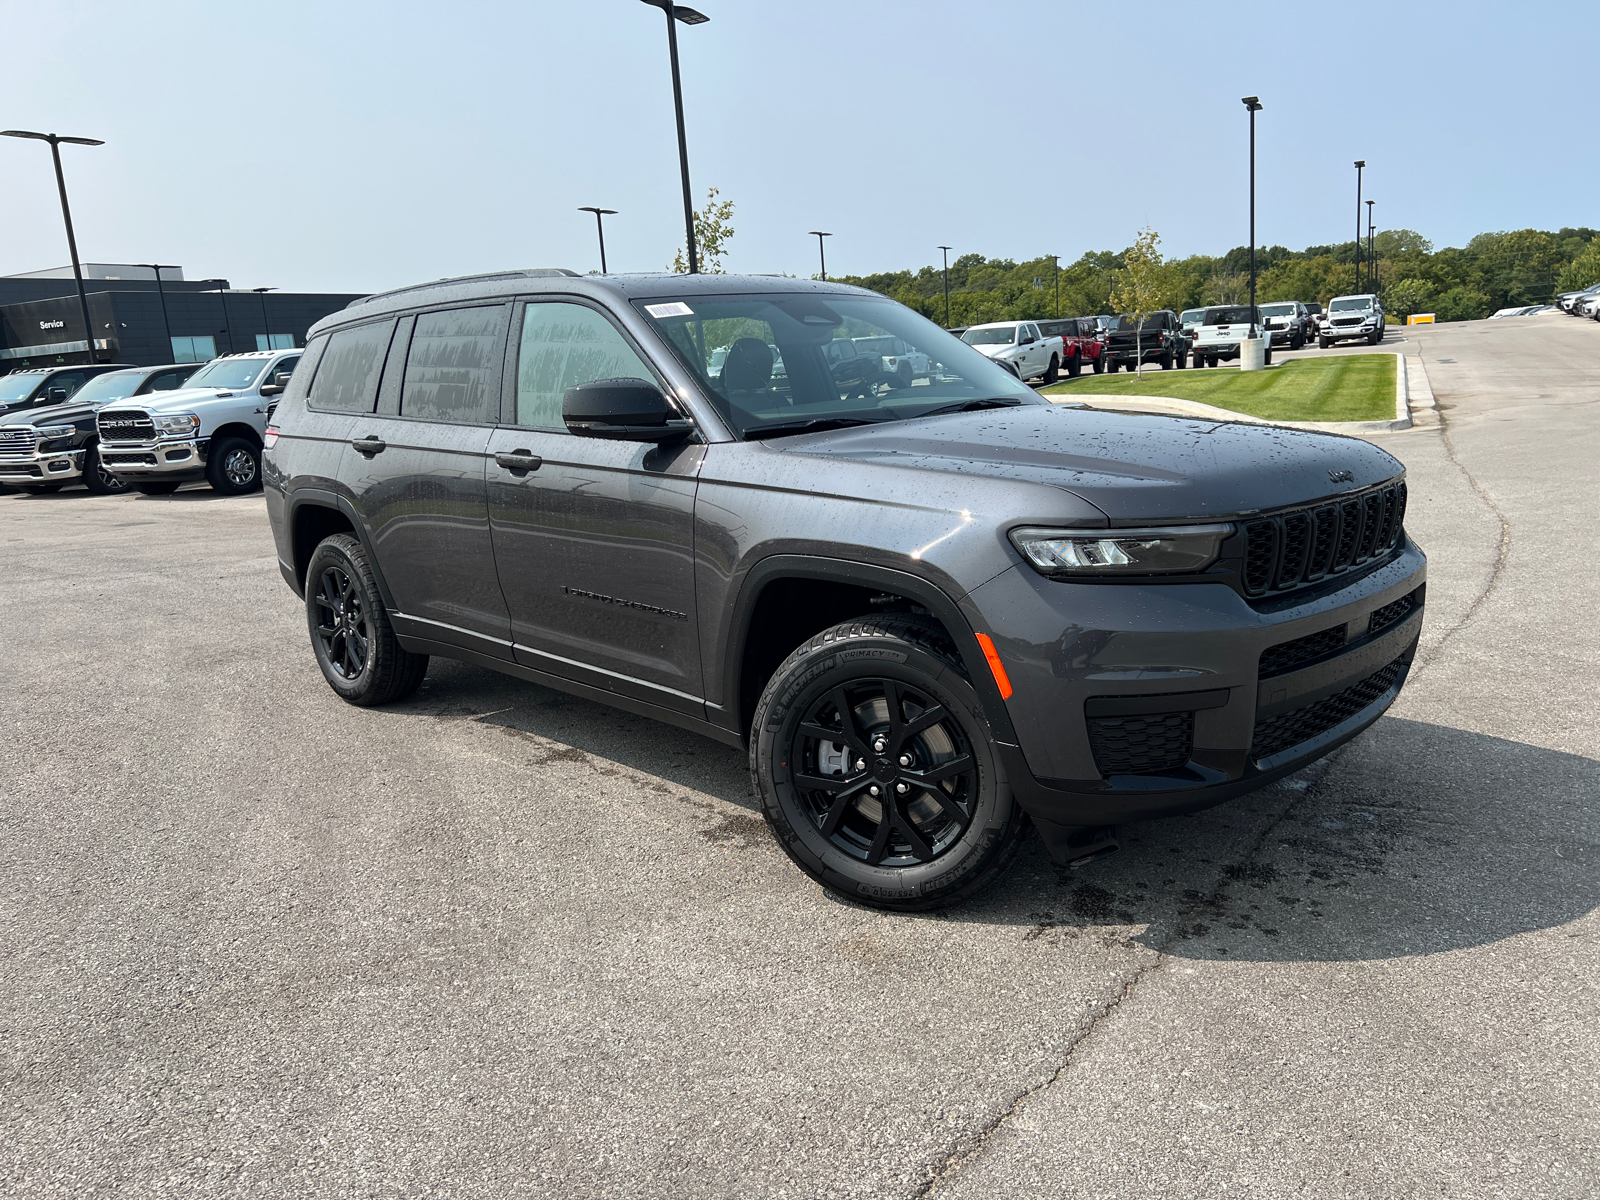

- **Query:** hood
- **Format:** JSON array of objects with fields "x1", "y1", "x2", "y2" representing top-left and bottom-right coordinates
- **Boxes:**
[
  {"x1": 774, "y1": 403, "x2": 1403, "y2": 522},
  {"x1": 970, "y1": 342, "x2": 1013, "y2": 359},
  {"x1": 123, "y1": 385, "x2": 249, "y2": 414},
  {"x1": 3, "y1": 399, "x2": 98, "y2": 427}
]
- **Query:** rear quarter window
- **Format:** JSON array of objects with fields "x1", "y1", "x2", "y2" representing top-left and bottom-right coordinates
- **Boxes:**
[{"x1": 308, "y1": 321, "x2": 392, "y2": 413}]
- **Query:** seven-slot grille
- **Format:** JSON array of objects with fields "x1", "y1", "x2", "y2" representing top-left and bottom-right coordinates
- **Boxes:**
[
  {"x1": 1241, "y1": 480, "x2": 1406, "y2": 597},
  {"x1": 0, "y1": 427, "x2": 39, "y2": 461},
  {"x1": 97, "y1": 411, "x2": 156, "y2": 443}
]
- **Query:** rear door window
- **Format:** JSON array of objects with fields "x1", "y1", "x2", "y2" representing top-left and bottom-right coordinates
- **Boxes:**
[
  {"x1": 309, "y1": 321, "x2": 392, "y2": 413},
  {"x1": 399, "y1": 306, "x2": 508, "y2": 424}
]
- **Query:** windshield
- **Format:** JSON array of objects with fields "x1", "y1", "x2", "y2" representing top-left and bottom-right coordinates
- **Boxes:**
[
  {"x1": 1330, "y1": 297, "x2": 1374, "y2": 312},
  {"x1": 68, "y1": 371, "x2": 147, "y2": 406},
  {"x1": 1203, "y1": 306, "x2": 1258, "y2": 325},
  {"x1": 635, "y1": 293, "x2": 1036, "y2": 438},
  {"x1": 0, "y1": 374, "x2": 42, "y2": 402},
  {"x1": 181, "y1": 357, "x2": 269, "y2": 390},
  {"x1": 1180, "y1": 309, "x2": 1205, "y2": 325},
  {"x1": 1259, "y1": 303, "x2": 1296, "y2": 317},
  {"x1": 961, "y1": 325, "x2": 1017, "y2": 345}
]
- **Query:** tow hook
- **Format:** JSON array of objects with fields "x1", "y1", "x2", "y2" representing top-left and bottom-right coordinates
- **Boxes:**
[{"x1": 1033, "y1": 818, "x2": 1121, "y2": 869}]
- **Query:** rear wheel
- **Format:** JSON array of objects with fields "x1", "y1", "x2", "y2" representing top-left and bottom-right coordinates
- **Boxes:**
[
  {"x1": 1175, "y1": 350, "x2": 1188, "y2": 368},
  {"x1": 1044, "y1": 354, "x2": 1060, "y2": 384},
  {"x1": 134, "y1": 482, "x2": 182, "y2": 495},
  {"x1": 1066, "y1": 350, "x2": 1082, "y2": 377},
  {"x1": 1159, "y1": 349, "x2": 1174, "y2": 370},
  {"x1": 1105, "y1": 358, "x2": 1119, "y2": 373},
  {"x1": 205, "y1": 436, "x2": 261, "y2": 495},
  {"x1": 750, "y1": 616, "x2": 1027, "y2": 911},
  {"x1": 83, "y1": 445, "x2": 127, "y2": 495},
  {"x1": 306, "y1": 533, "x2": 428, "y2": 706},
  {"x1": 1264, "y1": 346, "x2": 1274, "y2": 365}
]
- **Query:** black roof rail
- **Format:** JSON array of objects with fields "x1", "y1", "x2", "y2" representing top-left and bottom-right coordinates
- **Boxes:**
[{"x1": 345, "y1": 268, "x2": 582, "y2": 309}]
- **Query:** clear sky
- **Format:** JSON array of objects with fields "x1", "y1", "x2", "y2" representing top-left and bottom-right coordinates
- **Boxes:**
[{"x1": 3, "y1": 1, "x2": 1595, "y2": 294}]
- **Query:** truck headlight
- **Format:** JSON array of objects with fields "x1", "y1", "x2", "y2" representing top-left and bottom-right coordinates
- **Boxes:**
[
  {"x1": 32, "y1": 425, "x2": 75, "y2": 440},
  {"x1": 1009, "y1": 524, "x2": 1235, "y2": 576},
  {"x1": 154, "y1": 413, "x2": 201, "y2": 436}
]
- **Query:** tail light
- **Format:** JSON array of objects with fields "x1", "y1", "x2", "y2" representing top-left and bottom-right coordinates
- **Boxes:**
[{"x1": 263, "y1": 428, "x2": 280, "y2": 449}]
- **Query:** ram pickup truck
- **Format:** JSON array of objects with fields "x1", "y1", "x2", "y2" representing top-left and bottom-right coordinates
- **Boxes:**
[
  {"x1": 97, "y1": 348, "x2": 301, "y2": 495},
  {"x1": 1103, "y1": 310, "x2": 1189, "y2": 371},
  {"x1": 960, "y1": 321, "x2": 1065, "y2": 383},
  {"x1": 0, "y1": 363, "x2": 199, "y2": 494},
  {"x1": 0, "y1": 363, "x2": 134, "y2": 418},
  {"x1": 1319, "y1": 294, "x2": 1386, "y2": 347},
  {"x1": 1192, "y1": 305, "x2": 1274, "y2": 367}
]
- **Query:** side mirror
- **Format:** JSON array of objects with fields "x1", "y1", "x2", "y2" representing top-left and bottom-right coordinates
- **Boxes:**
[
  {"x1": 260, "y1": 383, "x2": 284, "y2": 397},
  {"x1": 47, "y1": 386, "x2": 69, "y2": 402},
  {"x1": 563, "y1": 378, "x2": 693, "y2": 443}
]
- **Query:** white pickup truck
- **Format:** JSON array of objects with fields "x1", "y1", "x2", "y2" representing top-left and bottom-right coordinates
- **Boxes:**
[
  {"x1": 96, "y1": 348, "x2": 302, "y2": 495},
  {"x1": 958, "y1": 321, "x2": 1066, "y2": 383}
]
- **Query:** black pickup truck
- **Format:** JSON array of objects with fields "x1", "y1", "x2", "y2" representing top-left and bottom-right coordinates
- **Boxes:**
[{"x1": 1103, "y1": 310, "x2": 1190, "y2": 371}]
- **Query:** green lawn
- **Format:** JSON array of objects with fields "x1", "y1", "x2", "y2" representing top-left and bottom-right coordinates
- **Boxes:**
[{"x1": 1040, "y1": 354, "x2": 1397, "y2": 422}]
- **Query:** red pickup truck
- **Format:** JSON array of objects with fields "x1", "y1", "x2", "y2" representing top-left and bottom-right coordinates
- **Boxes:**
[{"x1": 1035, "y1": 318, "x2": 1106, "y2": 376}]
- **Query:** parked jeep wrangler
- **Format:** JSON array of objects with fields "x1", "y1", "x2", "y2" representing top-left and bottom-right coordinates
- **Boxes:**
[
  {"x1": 97, "y1": 348, "x2": 301, "y2": 495},
  {"x1": 1320, "y1": 294, "x2": 1387, "y2": 348},
  {"x1": 266, "y1": 272, "x2": 1425, "y2": 910}
]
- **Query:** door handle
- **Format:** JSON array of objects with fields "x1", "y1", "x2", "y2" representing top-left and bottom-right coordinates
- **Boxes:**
[
  {"x1": 351, "y1": 436, "x2": 386, "y2": 456},
  {"x1": 495, "y1": 450, "x2": 542, "y2": 475}
]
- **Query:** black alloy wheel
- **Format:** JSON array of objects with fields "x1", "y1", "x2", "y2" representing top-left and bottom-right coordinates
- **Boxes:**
[
  {"x1": 304, "y1": 533, "x2": 428, "y2": 705},
  {"x1": 84, "y1": 445, "x2": 126, "y2": 495},
  {"x1": 751, "y1": 616, "x2": 1026, "y2": 911},
  {"x1": 1044, "y1": 354, "x2": 1059, "y2": 385}
]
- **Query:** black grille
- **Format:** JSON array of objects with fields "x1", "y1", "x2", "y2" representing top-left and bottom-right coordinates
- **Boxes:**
[
  {"x1": 97, "y1": 411, "x2": 155, "y2": 442},
  {"x1": 1251, "y1": 657, "x2": 1407, "y2": 761},
  {"x1": 1368, "y1": 587, "x2": 1422, "y2": 635},
  {"x1": 100, "y1": 451, "x2": 158, "y2": 466},
  {"x1": 1241, "y1": 480, "x2": 1407, "y2": 598},
  {"x1": 1087, "y1": 711, "x2": 1193, "y2": 776},
  {"x1": 1259, "y1": 625, "x2": 1349, "y2": 678}
]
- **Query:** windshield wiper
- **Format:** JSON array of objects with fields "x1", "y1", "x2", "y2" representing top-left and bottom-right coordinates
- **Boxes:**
[
  {"x1": 743, "y1": 417, "x2": 887, "y2": 440},
  {"x1": 911, "y1": 397, "x2": 1026, "y2": 419}
]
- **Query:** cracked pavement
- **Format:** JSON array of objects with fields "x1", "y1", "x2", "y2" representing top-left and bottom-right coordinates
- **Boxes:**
[{"x1": 2, "y1": 315, "x2": 1596, "y2": 1197}]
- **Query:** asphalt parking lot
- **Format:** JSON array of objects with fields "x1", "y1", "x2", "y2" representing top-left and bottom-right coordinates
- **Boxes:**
[{"x1": 3, "y1": 313, "x2": 1596, "y2": 1198}]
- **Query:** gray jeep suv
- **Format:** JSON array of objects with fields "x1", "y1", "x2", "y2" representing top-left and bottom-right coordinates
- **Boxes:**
[{"x1": 264, "y1": 271, "x2": 1426, "y2": 910}]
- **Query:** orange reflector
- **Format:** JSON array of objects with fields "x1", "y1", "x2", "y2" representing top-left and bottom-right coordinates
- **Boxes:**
[{"x1": 974, "y1": 633, "x2": 1013, "y2": 700}]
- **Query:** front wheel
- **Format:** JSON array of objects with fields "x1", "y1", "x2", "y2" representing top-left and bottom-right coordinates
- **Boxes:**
[
  {"x1": 206, "y1": 436, "x2": 262, "y2": 495},
  {"x1": 1318, "y1": 335, "x2": 1330, "y2": 349},
  {"x1": 751, "y1": 616, "x2": 1028, "y2": 912},
  {"x1": 1175, "y1": 350, "x2": 1188, "y2": 368},
  {"x1": 305, "y1": 533, "x2": 429, "y2": 706},
  {"x1": 1066, "y1": 350, "x2": 1082, "y2": 377},
  {"x1": 1159, "y1": 349, "x2": 1174, "y2": 370},
  {"x1": 1091, "y1": 352, "x2": 1105, "y2": 374},
  {"x1": 1264, "y1": 347, "x2": 1273, "y2": 365},
  {"x1": 1291, "y1": 331, "x2": 1305, "y2": 350},
  {"x1": 1044, "y1": 354, "x2": 1059, "y2": 384},
  {"x1": 83, "y1": 445, "x2": 127, "y2": 495}
]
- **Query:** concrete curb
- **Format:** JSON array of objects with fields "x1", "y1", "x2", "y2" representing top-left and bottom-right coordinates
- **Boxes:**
[{"x1": 1047, "y1": 351, "x2": 1420, "y2": 434}]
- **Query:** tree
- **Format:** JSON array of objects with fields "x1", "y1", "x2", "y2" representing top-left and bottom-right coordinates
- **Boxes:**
[
  {"x1": 1556, "y1": 240, "x2": 1600, "y2": 293},
  {"x1": 1108, "y1": 228, "x2": 1176, "y2": 379},
  {"x1": 1384, "y1": 278, "x2": 1438, "y2": 320},
  {"x1": 670, "y1": 187, "x2": 735, "y2": 274}
]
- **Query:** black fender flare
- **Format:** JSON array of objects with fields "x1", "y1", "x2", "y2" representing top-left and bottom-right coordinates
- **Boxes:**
[
  {"x1": 722, "y1": 554, "x2": 1019, "y2": 745},
  {"x1": 283, "y1": 486, "x2": 398, "y2": 612}
]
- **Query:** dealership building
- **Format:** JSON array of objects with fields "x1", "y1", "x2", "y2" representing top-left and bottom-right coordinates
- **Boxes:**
[{"x1": 0, "y1": 264, "x2": 365, "y2": 370}]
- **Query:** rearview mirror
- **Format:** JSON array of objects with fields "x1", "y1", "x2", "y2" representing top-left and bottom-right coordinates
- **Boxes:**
[{"x1": 563, "y1": 378, "x2": 693, "y2": 443}]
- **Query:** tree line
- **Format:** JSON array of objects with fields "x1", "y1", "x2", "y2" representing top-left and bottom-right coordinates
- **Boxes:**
[{"x1": 831, "y1": 227, "x2": 1600, "y2": 326}]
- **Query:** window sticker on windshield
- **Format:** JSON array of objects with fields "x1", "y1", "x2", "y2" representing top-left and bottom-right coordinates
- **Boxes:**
[{"x1": 645, "y1": 302, "x2": 694, "y2": 319}]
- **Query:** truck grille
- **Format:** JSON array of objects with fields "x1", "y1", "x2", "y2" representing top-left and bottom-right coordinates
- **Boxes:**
[
  {"x1": 1241, "y1": 481, "x2": 1406, "y2": 598},
  {"x1": 0, "y1": 427, "x2": 39, "y2": 461},
  {"x1": 1331, "y1": 316, "x2": 1364, "y2": 326},
  {"x1": 97, "y1": 411, "x2": 156, "y2": 443},
  {"x1": 1251, "y1": 656, "x2": 1406, "y2": 761},
  {"x1": 1087, "y1": 711, "x2": 1193, "y2": 776}
]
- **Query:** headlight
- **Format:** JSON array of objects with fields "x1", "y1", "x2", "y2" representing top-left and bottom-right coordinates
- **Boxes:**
[
  {"x1": 154, "y1": 413, "x2": 201, "y2": 436},
  {"x1": 1009, "y1": 524, "x2": 1235, "y2": 576},
  {"x1": 32, "y1": 425, "x2": 75, "y2": 440}
]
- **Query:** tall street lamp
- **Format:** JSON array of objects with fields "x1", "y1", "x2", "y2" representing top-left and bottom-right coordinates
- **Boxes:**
[
  {"x1": 1241, "y1": 98, "x2": 1263, "y2": 315},
  {"x1": 1353, "y1": 160, "x2": 1366, "y2": 294},
  {"x1": 578, "y1": 207, "x2": 618, "y2": 274},
  {"x1": 640, "y1": 1, "x2": 709, "y2": 274},
  {"x1": 938, "y1": 246, "x2": 953, "y2": 328},
  {"x1": 808, "y1": 231, "x2": 831, "y2": 281},
  {"x1": 135, "y1": 263, "x2": 181, "y2": 362},
  {"x1": 1048, "y1": 254, "x2": 1060, "y2": 318},
  {"x1": 251, "y1": 287, "x2": 277, "y2": 350},
  {"x1": 1, "y1": 129, "x2": 104, "y2": 363},
  {"x1": 1366, "y1": 199, "x2": 1376, "y2": 298}
]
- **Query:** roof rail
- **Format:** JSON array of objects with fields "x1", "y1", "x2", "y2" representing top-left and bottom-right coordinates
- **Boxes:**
[{"x1": 345, "y1": 268, "x2": 582, "y2": 309}]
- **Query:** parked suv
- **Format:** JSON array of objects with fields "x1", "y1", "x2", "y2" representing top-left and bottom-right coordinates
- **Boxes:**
[
  {"x1": 1320, "y1": 294, "x2": 1386, "y2": 347},
  {"x1": 0, "y1": 363, "x2": 199, "y2": 494},
  {"x1": 1192, "y1": 305, "x2": 1274, "y2": 367},
  {"x1": 1036, "y1": 319, "x2": 1104, "y2": 376},
  {"x1": 266, "y1": 271, "x2": 1425, "y2": 911},
  {"x1": 1258, "y1": 301, "x2": 1314, "y2": 350},
  {"x1": 97, "y1": 348, "x2": 301, "y2": 495}
]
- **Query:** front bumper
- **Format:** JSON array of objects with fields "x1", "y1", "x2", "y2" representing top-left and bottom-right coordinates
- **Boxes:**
[
  {"x1": 1267, "y1": 326, "x2": 1299, "y2": 345},
  {"x1": 0, "y1": 447, "x2": 85, "y2": 483},
  {"x1": 1323, "y1": 323, "x2": 1380, "y2": 341},
  {"x1": 99, "y1": 438, "x2": 208, "y2": 481},
  {"x1": 970, "y1": 540, "x2": 1427, "y2": 828}
]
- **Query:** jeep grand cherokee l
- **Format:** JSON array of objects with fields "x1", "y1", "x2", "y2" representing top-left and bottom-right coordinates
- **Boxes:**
[{"x1": 265, "y1": 271, "x2": 1426, "y2": 911}]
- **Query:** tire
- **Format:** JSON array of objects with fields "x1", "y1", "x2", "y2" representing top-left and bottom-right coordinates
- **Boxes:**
[
  {"x1": 1105, "y1": 359, "x2": 1119, "y2": 373},
  {"x1": 1291, "y1": 331, "x2": 1305, "y2": 350},
  {"x1": 1318, "y1": 336, "x2": 1330, "y2": 350},
  {"x1": 305, "y1": 533, "x2": 429, "y2": 706},
  {"x1": 83, "y1": 445, "x2": 127, "y2": 495},
  {"x1": 1264, "y1": 347, "x2": 1273, "y2": 365},
  {"x1": 1368, "y1": 329, "x2": 1381, "y2": 346},
  {"x1": 1209, "y1": 355, "x2": 1220, "y2": 368},
  {"x1": 1066, "y1": 350, "x2": 1082, "y2": 377},
  {"x1": 1175, "y1": 350, "x2": 1187, "y2": 368},
  {"x1": 1044, "y1": 354, "x2": 1059, "y2": 385},
  {"x1": 887, "y1": 362, "x2": 913, "y2": 389},
  {"x1": 1159, "y1": 350, "x2": 1174, "y2": 370},
  {"x1": 750, "y1": 615, "x2": 1028, "y2": 912},
  {"x1": 206, "y1": 435, "x2": 262, "y2": 495},
  {"x1": 134, "y1": 482, "x2": 182, "y2": 495},
  {"x1": 18, "y1": 485, "x2": 63, "y2": 494},
  {"x1": 1091, "y1": 352, "x2": 1105, "y2": 374}
]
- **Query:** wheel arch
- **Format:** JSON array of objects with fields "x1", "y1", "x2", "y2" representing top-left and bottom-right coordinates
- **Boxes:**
[
  {"x1": 209, "y1": 421, "x2": 264, "y2": 450},
  {"x1": 285, "y1": 488, "x2": 396, "y2": 610},
  {"x1": 724, "y1": 555, "x2": 1018, "y2": 745}
]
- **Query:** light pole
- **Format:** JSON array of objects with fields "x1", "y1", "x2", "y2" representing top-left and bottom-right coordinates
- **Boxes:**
[
  {"x1": 251, "y1": 287, "x2": 277, "y2": 350},
  {"x1": 1353, "y1": 160, "x2": 1366, "y2": 294},
  {"x1": 135, "y1": 263, "x2": 181, "y2": 362},
  {"x1": 1048, "y1": 254, "x2": 1060, "y2": 318},
  {"x1": 1, "y1": 129, "x2": 103, "y2": 362},
  {"x1": 1241, "y1": 98, "x2": 1262, "y2": 316},
  {"x1": 578, "y1": 207, "x2": 617, "y2": 274},
  {"x1": 640, "y1": 1, "x2": 709, "y2": 274},
  {"x1": 938, "y1": 246, "x2": 953, "y2": 328},
  {"x1": 808, "y1": 231, "x2": 831, "y2": 281},
  {"x1": 1366, "y1": 199, "x2": 1376, "y2": 298}
]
